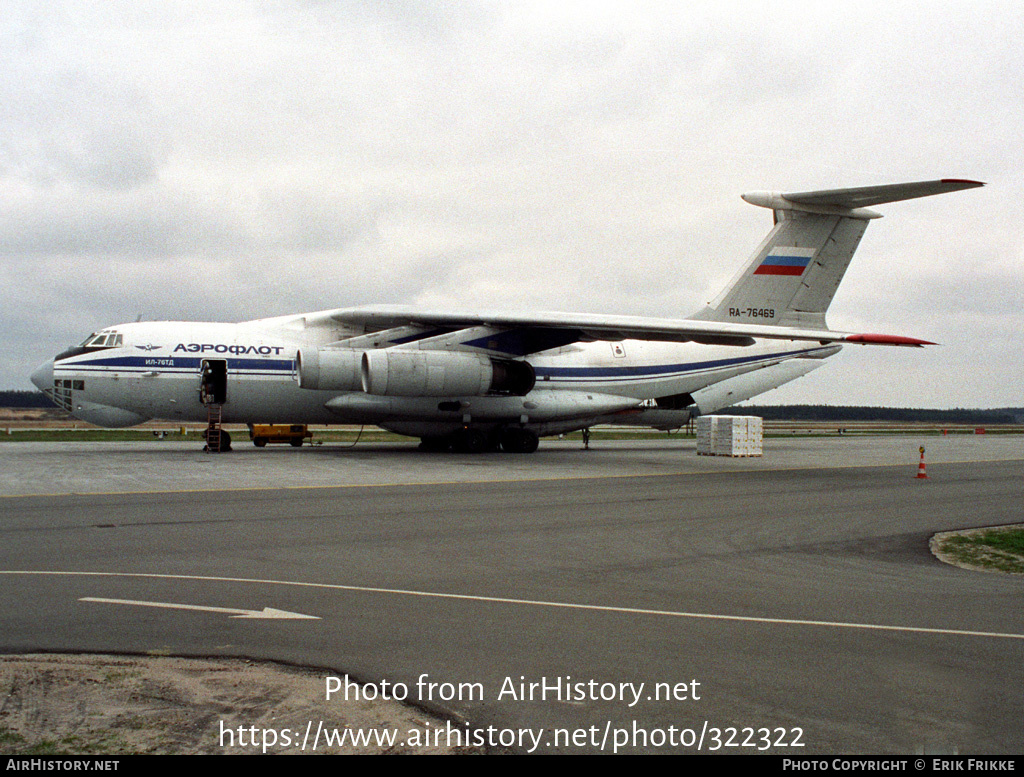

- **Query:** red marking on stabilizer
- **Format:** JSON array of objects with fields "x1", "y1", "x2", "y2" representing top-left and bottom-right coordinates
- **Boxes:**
[
  {"x1": 753, "y1": 265, "x2": 806, "y2": 276},
  {"x1": 845, "y1": 334, "x2": 936, "y2": 347}
]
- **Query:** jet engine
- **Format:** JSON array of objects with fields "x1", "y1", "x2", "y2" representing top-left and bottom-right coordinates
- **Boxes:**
[
  {"x1": 361, "y1": 350, "x2": 535, "y2": 397},
  {"x1": 295, "y1": 348, "x2": 361, "y2": 391}
]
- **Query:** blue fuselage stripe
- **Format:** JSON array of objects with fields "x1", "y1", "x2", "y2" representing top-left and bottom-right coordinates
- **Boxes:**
[
  {"x1": 56, "y1": 347, "x2": 826, "y2": 384},
  {"x1": 57, "y1": 355, "x2": 295, "y2": 372},
  {"x1": 533, "y1": 347, "x2": 818, "y2": 380}
]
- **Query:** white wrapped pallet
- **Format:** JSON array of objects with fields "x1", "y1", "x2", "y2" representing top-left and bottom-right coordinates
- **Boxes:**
[
  {"x1": 695, "y1": 415, "x2": 718, "y2": 455},
  {"x1": 697, "y1": 415, "x2": 762, "y2": 457},
  {"x1": 713, "y1": 416, "x2": 742, "y2": 455}
]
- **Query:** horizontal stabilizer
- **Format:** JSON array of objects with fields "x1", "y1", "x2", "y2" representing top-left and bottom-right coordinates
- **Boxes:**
[
  {"x1": 702, "y1": 178, "x2": 984, "y2": 331},
  {"x1": 779, "y1": 178, "x2": 983, "y2": 210}
]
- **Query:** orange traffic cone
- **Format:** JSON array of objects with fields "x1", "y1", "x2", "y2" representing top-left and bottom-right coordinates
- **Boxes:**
[{"x1": 915, "y1": 446, "x2": 929, "y2": 479}]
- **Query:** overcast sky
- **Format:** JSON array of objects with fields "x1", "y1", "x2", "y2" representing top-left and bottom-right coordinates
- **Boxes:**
[{"x1": 3, "y1": 0, "x2": 1022, "y2": 407}]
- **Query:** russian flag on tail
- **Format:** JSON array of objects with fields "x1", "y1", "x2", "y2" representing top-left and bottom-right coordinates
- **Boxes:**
[{"x1": 754, "y1": 247, "x2": 815, "y2": 276}]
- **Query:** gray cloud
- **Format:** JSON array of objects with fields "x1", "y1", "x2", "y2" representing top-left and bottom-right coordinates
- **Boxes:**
[
  {"x1": 4, "y1": 0, "x2": 1023, "y2": 408},
  {"x1": 0, "y1": 65, "x2": 171, "y2": 190}
]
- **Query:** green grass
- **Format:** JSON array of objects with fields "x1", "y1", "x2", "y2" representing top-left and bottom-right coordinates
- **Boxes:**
[
  {"x1": 936, "y1": 527, "x2": 1024, "y2": 574},
  {"x1": 0, "y1": 428, "x2": 691, "y2": 443},
  {"x1": 0, "y1": 725, "x2": 141, "y2": 755},
  {"x1": 971, "y1": 528, "x2": 1024, "y2": 556},
  {"x1": 1, "y1": 427, "x2": 1020, "y2": 444},
  {"x1": 0, "y1": 726, "x2": 27, "y2": 749},
  {"x1": 0, "y1": 429, "x2": 410, "y2": 444},
  {"x1": 0, "y1": 430, "x2": 188, "y2": 442}
]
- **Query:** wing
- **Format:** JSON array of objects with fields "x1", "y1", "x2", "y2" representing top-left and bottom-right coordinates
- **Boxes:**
[{"x1": 310, "y1": 305, "x2": 933, "y2": 355}]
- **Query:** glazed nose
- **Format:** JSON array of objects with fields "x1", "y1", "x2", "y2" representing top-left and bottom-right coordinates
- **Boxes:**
[{"x1": 30, "y1": 359, "x2": 54, "y2": 392}]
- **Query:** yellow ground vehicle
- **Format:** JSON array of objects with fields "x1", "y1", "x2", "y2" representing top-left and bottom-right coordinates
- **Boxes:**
[{"x1": 248, "y1": 424, "x2": 312, "y2": 447}]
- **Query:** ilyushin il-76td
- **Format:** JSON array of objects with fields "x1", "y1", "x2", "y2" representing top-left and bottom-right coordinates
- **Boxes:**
[{"x1": 31, "y1": 178, "x2": 982, "y2": 453}]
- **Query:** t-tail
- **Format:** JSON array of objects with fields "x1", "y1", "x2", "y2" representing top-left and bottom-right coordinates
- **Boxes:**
[{"x1": 691, "y1": 179, "x2": 984, "y2": 330}]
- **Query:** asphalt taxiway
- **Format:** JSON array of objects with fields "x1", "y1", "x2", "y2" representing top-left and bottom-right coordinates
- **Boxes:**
[{"x1": 1, "y1": 436, "x2": 1021, "y2": 753}]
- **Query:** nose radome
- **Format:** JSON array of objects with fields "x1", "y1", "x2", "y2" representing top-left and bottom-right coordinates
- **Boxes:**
[{"x1": 30, "y1": 360, "x2": 54, "y2": 392}]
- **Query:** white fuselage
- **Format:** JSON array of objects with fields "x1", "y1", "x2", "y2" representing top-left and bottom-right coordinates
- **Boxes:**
[{"x1": 32, "y1": 313, "x2": 838, "y2": 437}]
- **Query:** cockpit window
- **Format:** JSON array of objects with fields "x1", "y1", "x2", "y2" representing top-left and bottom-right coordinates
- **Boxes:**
[
  {"x1": 55, "y1": 331, "x2": 124, "y2": 363},
  {"x1": 78, "y1": 332, "x2": 123, "y2": 348}
]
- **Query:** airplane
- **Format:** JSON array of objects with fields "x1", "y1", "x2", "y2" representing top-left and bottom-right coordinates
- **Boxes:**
[{"x1": 30, "y1": 178, "x2": 983, "y2": 453}]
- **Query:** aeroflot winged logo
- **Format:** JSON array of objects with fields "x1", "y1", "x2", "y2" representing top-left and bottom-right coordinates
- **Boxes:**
[
  {"x1": 134, "y1": 344, "x2": 161, "y2": 351},
  {"x1": 173, "y1": 343, "x2": 286, "y2": 355},
  {"x1": 754, "y1": 247, "x2": 815, "y2": 276}
]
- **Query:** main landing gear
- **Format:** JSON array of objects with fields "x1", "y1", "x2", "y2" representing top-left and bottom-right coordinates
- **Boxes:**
[
  {"x1": 419, "y1": 426, "x2": 539, "y2": 454},
  {"x1": 498, "y1": 427, "x2": 539, "y2": 454}
]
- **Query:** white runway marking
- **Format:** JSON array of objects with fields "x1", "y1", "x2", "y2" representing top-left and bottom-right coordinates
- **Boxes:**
[
  {"x1": 4, "y1": 569, "x2": 1022, "y2": 641},
  {"x1": 79, "y1": 596, "x2": 319, "y2": 620}
]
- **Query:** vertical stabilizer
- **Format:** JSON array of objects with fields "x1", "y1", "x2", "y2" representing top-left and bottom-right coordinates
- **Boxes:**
[
  {"x1": 691, "y1": 179, "x2": 983, "y2": 330},
  {"x1": 693, "y1": 212, "x2": 869, "y2": 329}
]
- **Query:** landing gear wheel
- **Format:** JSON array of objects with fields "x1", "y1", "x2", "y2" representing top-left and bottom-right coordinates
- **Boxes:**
[
  {"x1": 452, "y1": 428, "x2": 488, "y2": 454},
  {"x1": 500, "y1": 427, "x2": 539, "y2": 453},
  {"x1": 419, "y1": 436, "x2": 451, "y2": 452},
  {"x1": 485, "y1": 428, "x2": 502, "y2": 452}
]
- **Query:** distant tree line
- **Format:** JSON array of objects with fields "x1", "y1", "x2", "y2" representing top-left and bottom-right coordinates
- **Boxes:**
[
  {"x1": 1, "y1": 390, "x2": 1021, "y2": 423},
  {"x1": 1, "y1": 390, "x2": 56, "y2": 408},
  {"x1": 728, "y1": 405, "x2": 1023, "y2": 424}
]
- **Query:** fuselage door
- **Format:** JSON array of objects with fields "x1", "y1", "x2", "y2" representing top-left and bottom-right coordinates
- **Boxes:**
[{"x1": 200, "y1": 359, "x2": 228, "y2": 405}]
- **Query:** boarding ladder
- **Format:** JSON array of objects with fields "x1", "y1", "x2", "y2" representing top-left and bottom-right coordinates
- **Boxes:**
[{"x1": 204, "y1": 403, "x2": 224, "y2": 453}]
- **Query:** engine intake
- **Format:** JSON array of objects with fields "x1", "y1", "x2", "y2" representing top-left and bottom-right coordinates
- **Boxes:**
[
  {"x1": 361, "y1": 350, "x2": 535, "y2": 397},
  {"x1": 295, "y1": 348, "x2": 361, "y2": 391}
]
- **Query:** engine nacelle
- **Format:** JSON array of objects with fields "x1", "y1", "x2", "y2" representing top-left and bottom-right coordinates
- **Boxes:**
[
  {"x1": 361, "y1": 350, "x2": 535, "y2": 397},
  {"x1": 295, "y1": 348, "x2": 361, "y2": 391}
]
